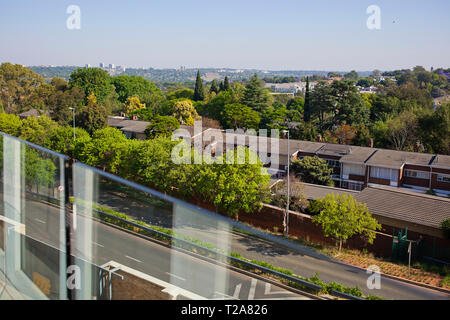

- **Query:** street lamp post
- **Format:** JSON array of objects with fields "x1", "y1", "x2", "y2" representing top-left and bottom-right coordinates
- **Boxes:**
[
  {"x1": 69, "y1": 107, "x2": 76, "y2": 141},
  {"x1": 282, "y1": 130, "x2": 290, "y2": 237}
]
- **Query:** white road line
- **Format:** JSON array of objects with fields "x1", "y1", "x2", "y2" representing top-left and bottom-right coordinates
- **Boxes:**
[
  {"x1": 34, "y1": 218, "x2": 46, "y2": 224},
  {"x1": 233, "y1": 283, "x2": 242, "y2": 299},
  {"x1": 264, "y1": 282, "x2": 293, "y2": 295},
  {"x1": 93, "y1": 242, "x2": 104, "y2": 248},
  {"x1": 165, "y1": 272, "x2": 186, "y2": 282},
  {"x1": 212, "y1": 291, "x2": 235, "y2": 300},
  {"x1": 212, "y1": 284, "x2": 241, "y2": 300},
  {"x1": 248, "y1": 279, "x2": 257, "y2": 300},
  {"x1": 125, "y1": 255, "x2": 142, "y2": 263}
]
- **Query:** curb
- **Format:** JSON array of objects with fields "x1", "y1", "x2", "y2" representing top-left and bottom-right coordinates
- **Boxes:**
[
  {"x1": 232, "y1": 225, "x2": 450, "y2": 296},
  {"x1": 331, "y1": 257, "x2": 450, "y2": 295},
  {"x1": 94, "y1": 218, "x2": 323, "y2": 300}
]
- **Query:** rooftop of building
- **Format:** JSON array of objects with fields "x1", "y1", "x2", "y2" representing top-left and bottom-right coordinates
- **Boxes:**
[
  {"x1": 365, "y1": 149, "x2": 436, "y2": 169},
  {"x1": 354, "y1": 186, "x2": 450, "y2": 229}
]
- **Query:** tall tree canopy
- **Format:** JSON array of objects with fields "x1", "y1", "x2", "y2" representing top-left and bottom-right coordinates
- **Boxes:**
[
  {"x1": 312, "y1": 194, "x2": 381, "y2": 251},
  {"x1": 193, "y1": 70, "x2": 205, "y2": 101},
  {"x1": 290, "y1": 156, "x2": 334, "y2": 186},
  {"x1": 69, "y1": 67, "x2": 115, "y2": 106},
  {"x1": 111, "y1": 75, "x2": 161, "y2": 104},
  {"x1": 242, "y1": 74, "x2": 272, "y2": 113}
]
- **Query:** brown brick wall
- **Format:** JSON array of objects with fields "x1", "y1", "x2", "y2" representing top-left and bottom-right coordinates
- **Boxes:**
[
  {"x1": 431, "y1": 173, "x2": 450, "y2": 191},
  {"x1": 402, "y1": 177, "x2": 429, "y2": 188},
  {"x1": 404, "y1": 164, "x2": 431, "y2": 172},
  {"x1": 348, "y1": 174, "x2": 365, "y2": 182},
  {"x1": 432, "y1": 167, "x2": 450, "y2": 175},
  {"x1": 368, "y1": 177, "x2": 390, "y2": 186},
  {"x1": 236, "y1": 205, "x2": 394, "y2": 257}
]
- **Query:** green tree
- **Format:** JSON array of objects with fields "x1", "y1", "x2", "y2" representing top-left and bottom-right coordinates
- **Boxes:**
[
  {"x1": 0, "y1": 112, "x2": 22, "y2": 136},
  {"x1": 344, "y1": 70, "x2": 359, "y2": 80},
  {"x1": 46, "y1": 126, "x2": 91, "y2": 158},
  {"x1": 223, "y1": 76, "x2": 231, "y2": 91},
  {"x1": 144, "y1": 115, "x2": 180, "y2": 139},
  {"x1": 24, "y1": 148, "x2": 57, "y2": 192},
  {"x1": 312, "y1": 194, "x2": 381, "y2": 251},
  {"x1": 48, "y1": 86, "x2": 85, "y2": 126},
  {"x1": 303, "y1": 77, "x2": 311, "y2": 122},
  {"x1": 441, "y1": 218, "x2": 450, "y2": 240},
  {"x1": 172, "y1": 99, "x2": 200, "y2": 125},
  {"x1": 125, "y1": 96, "x2": 146, "y2": 117},
  {"x1": 83, "y1": 127, "x2": 128, "y2": 172},
  {"x1": 210, "y1": 79, "x2": 220, "y2": 94},
  {"x1": 386, "y1": 110, "x2": 418, "y2": 151},
  {"x1": 69, "y1": 67, "x2": 114, "y2": 106},
  {"x1": 0, "y1": 63, "x2": 46, "y2": 113},
  {"x1": 290, "y1": 156, "x2": 334, "y2": 186},
  {"x1": 76, "y1": 95, "x2": 108, "y2": 134},
  {"x1": 242, "y1": 74, "x2": 272, "y2": 113},
  {"x1": 19, "y1": 115, "x2": 58, "y2": 145},
  {"x1": 310, "y1": 81, "x2": 335, "y2": 128},
  {"x1": 205, "y1": 91, "x2": 234, "y2": 119},
  {"x1": 111, "y1": 75, "x2": 161, "y2": 104},
  {"x1": 193, "y1": 70, "x2": 205, "y2": 101},
  {"x1": 198, "y1": 146, "x2": 271, "y2": 219},
  {"x1": 418, "y1": 103, "x2": 450, "y2": 154},
  {"x1": 331, "y1": 80, "x2": 369, "y2": 125},
  {"x1": 221, "y1": 103, "x2": 260, "y2": 129},
  {"x1": 167, "y1": 88, "x2": 195, "y2": 101}
]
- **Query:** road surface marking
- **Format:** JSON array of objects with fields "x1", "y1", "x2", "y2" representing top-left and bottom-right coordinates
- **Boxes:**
[
  {"x1": 125, "y1": 255, "x2": 142, "y2": 263},
  {"x1": 165, "y1": 272, "x2": 186, "y2": 281},
  {"x1": 93, "y1": 242, "x2": 104, "y2": 248},
  {"x1": 264, "y1": 283, "x2": 292, "y2": 295},
  {"x1": 248, "y1": 279, "x2": 257, "y2": 300},
  {"x1": 213, "y1": 284, "x2": 241, "y2": 300},
  {"x1": 213, "y1": 291, "x2": 235, "y2": 300},
  {"x1": 34, "y1": 218, "x2": 46, "y2": 224},
  {"x1": 256, "y1": 296, "x2": 311, "y2": 300},
  {"x1": 233, "y1": 283, "x2": 242, "y2": 299}
]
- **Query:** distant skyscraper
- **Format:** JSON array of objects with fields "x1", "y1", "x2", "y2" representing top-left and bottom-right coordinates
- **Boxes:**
[
  {"x1": 109, "y1": 64, "x2": 115, "y2": 69},
  {"x1": 85, "y1": 64, "x2": 91, "y2": 68},
  {"x1": 99, "y1": 63, "x2": 105, "y2": 68}
]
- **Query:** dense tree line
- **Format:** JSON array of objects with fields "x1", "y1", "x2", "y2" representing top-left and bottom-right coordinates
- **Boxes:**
[
  {"x1": 0, "y1": 112, "x2": 270, "y2": 218},
  {"x1": 0, "y1": 63, "x2": 449, "y2": 157}
]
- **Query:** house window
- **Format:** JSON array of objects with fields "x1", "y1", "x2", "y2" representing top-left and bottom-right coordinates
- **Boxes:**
[
  {"x1": 325, "y1": 159, "x2": 340, "y2": 168},
  {"x1": 437, "y1": 174, "x2": 450, "y2": 183},
  {"x1": 343, "y1": 164, "x2": 365, "y2": 176},
  {"x1": 341, "y1": 181, "x2": 364, "y2": 191},
  {"x1": 370, "y1": 167, "x2": 398, "y2": 182},
  {"x1": 404, "y1": 170, "x2": 430, "y2": 180}
]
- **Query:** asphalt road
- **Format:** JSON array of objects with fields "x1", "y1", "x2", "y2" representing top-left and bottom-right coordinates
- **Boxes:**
[
  {"x1": 19, "y1": 198, "x2": 311, "y2": 300},
  {"x1": 4, "y1": 192, "x2": 450, "y2": 300},
  {"x1": 94, "y1": 189, "x2": 450, "y2": 300}
]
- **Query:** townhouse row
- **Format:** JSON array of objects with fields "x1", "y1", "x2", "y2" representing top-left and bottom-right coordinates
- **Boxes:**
[{"x1": 108, "y1": 117, "x2": 450, "y2": 195}]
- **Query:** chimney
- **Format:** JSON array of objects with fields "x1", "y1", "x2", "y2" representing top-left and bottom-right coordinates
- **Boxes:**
[
  {"x1": 414, "y1": 140, "x2": 422, "y2": 152},
  {"x1": 368, "y1": 138, "x2": 374, "y2": 148}
]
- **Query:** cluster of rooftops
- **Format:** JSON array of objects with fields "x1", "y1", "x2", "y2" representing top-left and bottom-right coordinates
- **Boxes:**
[
  {"x1": 106, "y1": 116, "x2": 450, "y2": 237},
  {"x1": 108, "y1": 116, "x2": 450, "y2": 194}
]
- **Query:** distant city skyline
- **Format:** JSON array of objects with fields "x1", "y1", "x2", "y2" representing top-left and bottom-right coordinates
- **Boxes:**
[{"x1": 1, "y1": 0, "x2": 449, "y2": 71}]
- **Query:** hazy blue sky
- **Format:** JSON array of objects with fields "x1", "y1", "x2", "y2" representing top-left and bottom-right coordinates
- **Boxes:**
[{"x1": 0, "y1": 0, "x2": 449, "y2": 71}]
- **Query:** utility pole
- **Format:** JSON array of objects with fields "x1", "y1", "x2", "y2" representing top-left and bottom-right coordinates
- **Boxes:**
[
  {"x1": 282, "y1": 130, "x2": 290, "y2": 237},
  {"x1": 408, "y1": 241, "x2": 412, "y2": 277},
  {"x1": 69, "y1": 107, "x2": 76, "y2": 141}
]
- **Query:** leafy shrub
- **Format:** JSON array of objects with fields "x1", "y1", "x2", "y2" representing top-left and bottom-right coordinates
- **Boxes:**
[{"x1": 441, "y1": 218, "x2": 450, "y2": 239}]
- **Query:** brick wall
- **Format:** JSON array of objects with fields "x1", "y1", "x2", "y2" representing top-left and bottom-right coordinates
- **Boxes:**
[{"x1": 236, "y1": 204, "x2": 393, "y2": 257}]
